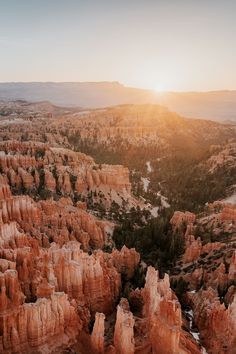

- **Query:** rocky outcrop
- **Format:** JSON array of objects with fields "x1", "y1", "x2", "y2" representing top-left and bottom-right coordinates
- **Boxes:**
[
  {"x1": 39, "y1": 198, "x2": 110, "y2": 249},
  {"x1": 229, "y1": 250, "x2": 236, "y2": 282},
  {"x1": 142, "y1": 266, "x2": 199, "y2": 354},
  {"x1": 111, "y1": 245, "x2": 140, "y2": 278},
  {"x1": 170, "y1": 211, "x2": 196, "y2": 229},
  {"x1": 0, "y1": 141, "x2": 134, "y2": 207},
  {"x1": 142, "y1": 267, "x2": 180, "y2": 353},
  {"x1": 183, "y1": 235, "x2": 202, "y2": 263},
  {"x1": 0, "y1": 292, "x2": 80, "y2": 353},
  {"x1": 0, "y1": 195, "x2": 40, "y2": 226},
  {"x1": 49, "y1": 242, "x2": 121, "y2": 314},
  {"x1": 91, "y1": 312, "x2": 105, "y2": 354},
  {"x1": 0, "y1": 164, "x2": 141, "y2": 354},
  {"x1": 114, "y1": 298, "x2": 135, "y2": 354},
  {"x1": 184, "y1": 237, "x2": 223, "y2": 264},
  {"x1": 192, "y1": 289, "x2": 236, "y2": 354},
  {"x1": 221, "y1": 204, "x2": 236, "y2": 222},
  {"x1": 0, "y1": 183, "x2": 12, "y2": 200},
  {"x1": 0, "y1": 269, "x2": 24, "y2": 311}
]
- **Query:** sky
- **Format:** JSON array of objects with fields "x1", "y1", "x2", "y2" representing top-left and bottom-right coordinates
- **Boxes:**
[{"x1": 0, "y1": 0, "x2": 235, "y2": 91}]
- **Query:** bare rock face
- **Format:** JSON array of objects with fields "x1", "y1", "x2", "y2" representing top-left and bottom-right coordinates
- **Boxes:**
[
  {"x1": 49, "y1": 242, "x2": 121, "y2": 314},
  {"x1": 0, "y1": 195, "x2": 41, "y2": 226},
  {"x1": 44, "y1": 169, "x2": 56, "y2": 191},
  {"x1": 0, "y1": 292, "x2": 81, "y2": 353},
  {"x1": 142, "y1": 266, "x2": 199, "y2": 354},
  {"x1": 39, "y1": 198, "x2": 109, "y2": 249},
  {"x1": 114, "y1": 298, "x2": 135, "y2": 354},
  {"x1": 0, "y1": 183, "x2": 12, "y2": 200},
  {"x1": 183, "y1": 235, "x2": 202, "y2": 263},
  {"x1": 192, "y1": 288, "x2": 236, "y2": 354},
  {"x1": 229, "y1": 250, "x2": 236, "y2": 281},
  {"x1": 142, "y1": 267, "x2": 181, "y2": 354},
  {"x1": 221, "y1": 204, "x2": 236, "y2": 222},
  {"x1": 91, "y1": 312, "x2": 105, "y2": 354},
  {"x1": 0, "y1": 174, "x2": 140, "y2": 353},
  {"x1": 0, "y1": 141, "x2": 134, "y2": 208},
  {"x1": 170, "y1": 211, "x2": 196, "y2": 231},
  {"x1": 0, "y1": 269, "x2": 24, "y2": 311},
  {"x1": 111, "y1": 245, "x2": 140, "y2": 278},
  {"x1": 204, "y1": 262, "x2": 228, "y2": 292},
  {"x1": 201, "y1": 241, "x2": 222, "y2": 254}
]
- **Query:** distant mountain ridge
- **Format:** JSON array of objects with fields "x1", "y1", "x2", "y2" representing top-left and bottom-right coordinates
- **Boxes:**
[{"x1": 0, "y1": 82, "x2": 235, "y2": 122}]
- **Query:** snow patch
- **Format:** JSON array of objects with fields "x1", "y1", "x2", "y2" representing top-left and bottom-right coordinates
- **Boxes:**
[
  {"x1": 223, "y1": 193, "x2": 236, "y2": 205},
  {"x1": 146, "y1": 161, "x2": 153, "y2": 173},
  {"x1": 184, "y1": 307, "x2": 208, "y2": 354},
  {"x1": 156, "y1": 191, "x2": 170, "y2": 208},
  {"x1": 150, "y1": 206, "x2": 159, "y2": 217},
  {"x1": 141, "y1": 177, "x2": 150, "y2": 192}
]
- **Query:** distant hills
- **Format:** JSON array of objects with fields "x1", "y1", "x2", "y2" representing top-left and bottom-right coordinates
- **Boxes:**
[{"x1": 0, "y1": 82, "x2": 235, "y2": 122}]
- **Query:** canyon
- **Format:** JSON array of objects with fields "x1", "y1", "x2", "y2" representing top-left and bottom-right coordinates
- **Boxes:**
[{"x1": 0, "y1": 100, "x2": 235, "y2": 353}]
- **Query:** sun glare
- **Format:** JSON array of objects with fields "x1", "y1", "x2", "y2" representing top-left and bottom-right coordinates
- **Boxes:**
[{"x1": 153, "y1": 84, "x2": 166, "y2": 93}]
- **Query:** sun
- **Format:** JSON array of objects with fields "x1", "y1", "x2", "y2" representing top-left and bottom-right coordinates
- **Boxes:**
[{"x1": 153, "y1": 84, "x2": 166, "y2": 93}]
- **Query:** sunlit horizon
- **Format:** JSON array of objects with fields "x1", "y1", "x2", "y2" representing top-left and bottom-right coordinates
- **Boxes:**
[
  {"x1": 0, "y1": 80, "x2": 235, "y2": 93},
  {"x1": 1, "y1": 0, "x2": 236, "y2": 92}
]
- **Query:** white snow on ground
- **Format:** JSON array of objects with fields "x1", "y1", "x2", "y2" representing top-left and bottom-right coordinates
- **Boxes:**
[
  {"x1": 0, "y1": 118, "x2": 26, "y2": 125},
  {"x1": 142, "y1": 191, "x2": 170, "y2": 217},
  {"x1": 141, "y1": 177, "x2": 150, "y2": 192},
  {"x1": 156, "y1": 191, "x2": 170, "y2": 208},
  {"x1": 146, "y1": 161, "x2": 153, "y2": 173},
  {"x1": 223, "y1": 193, "x2": 236, "y2": 205},
  {"x1": 184, "y1": 308, "x2": 208, "y2": 354},
  {"x1": 150, "y1": 206, "x2": 159, "y2": 217}
]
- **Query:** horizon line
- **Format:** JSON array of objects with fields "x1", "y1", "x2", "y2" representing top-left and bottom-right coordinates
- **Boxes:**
[{"x1": 0, "y1": 81, "x2": 236, "y2": 93}]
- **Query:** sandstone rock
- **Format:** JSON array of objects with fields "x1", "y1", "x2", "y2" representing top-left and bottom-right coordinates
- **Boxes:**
[
  {"x1": 0, "y1": 292, "x2": 81, "y2": 353},
  {"x1": 111, "y1": 245, "x2": 140, "y2": 278},
  {"x1": 201, "y1": 242, "x2": 223, "y2": 254},
  {"x1": 0, "y1": 196, "x2": 40, "y2": 226},
  {"x1": 221, "y1": 204, "x2": 236, "y2": 222},
  {"x1": 192, "y1": 288, "x2": 236, "y2": 354},
  {"x1": 142, "y1": 267, "x2": 181, "y2": 354},
  {"x1": 0, "y1": 269, "x2": 25, "y2": 311},
  {"x1": 91, "y1": 312, "x2": 105, "y2": 353},
  {"x1": 170, "y1": 211, "x2": 196, "y2": 231},
  {"x1": 229, "y1": 250, "x2": 236, "y2": 281},
  {"x1": 0, "y1": 141, "x2": 135, "y2": 207},
  {"x1": 114, "y1": 298, "x2": 135, "y2": 354},
  {"x1": 0, "y1": 183, "x2": 12, "y2": 200},
  {"x1": 44, "y1": 169, "x2": 56, "y2": 191},
  {"x1": 49, "y1": 242, "x2": 121, "y2": 314},
  {"x1": 183, "y1": 235, "x2": 202, "y2": 263}
]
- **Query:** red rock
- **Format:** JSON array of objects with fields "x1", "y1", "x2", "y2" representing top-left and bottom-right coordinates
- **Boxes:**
[
  {"x1": 0, "y1": 183, "x2": 12, "y2": 200},
  {"x1": 201, "y1": 242, "x2": 223, "y2": 254},
  {"x1": 111, "y1": 245, "x2": 140, "y2": 278},
  {"x1": 0, "y1": 269, "x2": 25, "y2": 311},
  {"x1": 142, "y1": 267, "x2": 180, "y2": 353},
  {"x1": 44, "y1": 169, "x2": 56, "y2": 191},
  {"x1": 0, "y1": 196, "x2": 41, "y2": 226},
  {"x1": 221, "y1": 205, "x2": 236, "y2": 222},
  {"x1": 114, "y1": 298, "x2": 135, "y2": 354},
  {"x1": 192, "y1": 288, "x2": 236, "y2": 353},
  {"x1": 183, "y1": 235, "x2": 202, "y2": 263},
  {"x1": 0, "y1": 292, "x2": 81, "y2": 353},
  {"x1": 170, "y1": 211, "x2": 196, "y2": 230},
  {"x1": 0, "y1": 141, "x2": 134, "y2": 204},
  {"x1": 91, "y1": 312, "x2": 105, "y2": 353},
  {"x1": 229, "y1": 250, "x2": 236, "y2": 281},
  {"x1": 49, "y1": 242, "x2": 121, "y2": 314}
]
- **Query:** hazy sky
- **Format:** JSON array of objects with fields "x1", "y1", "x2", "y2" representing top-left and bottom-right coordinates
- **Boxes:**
[{"x1": 0, "y1": 0, "x2": 235, "y2": 91}]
